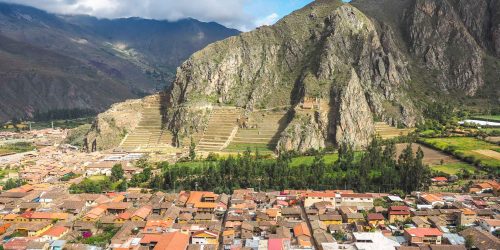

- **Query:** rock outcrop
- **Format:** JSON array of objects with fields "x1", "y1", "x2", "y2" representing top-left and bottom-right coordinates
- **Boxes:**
[
  {"x1": 404, "y1": 0, "x2": 485, "y2": 95},
  {"x1": 89, "y1": 0, "x2": 499, "y2": 153},
  {"x1": 168, "y1": 0, "x2": 420, "y2": 150}
]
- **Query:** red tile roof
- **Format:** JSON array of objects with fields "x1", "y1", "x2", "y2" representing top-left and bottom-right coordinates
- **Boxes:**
[
  {"x1": 152, "y1": 232, "x2": 190, "y2": 250},
  {"x1": 41, "y1": 226, "x2": 68, "y2": 237},
  {"x1": 405, "y1": 228, "x2": 443, "y2": 237},
  {"x1": 367, "y1": 213, "x2": 385, "y2": 221}
]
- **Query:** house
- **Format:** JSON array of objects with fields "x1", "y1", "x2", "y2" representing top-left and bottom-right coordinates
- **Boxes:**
[
  {"x1": 105, "y1": 202, "x2": 131, "y2": 214},
  {"x1": 340, "y1": 193, "x2": 374, "y2": 210},
  {"x1": 59, "y1": 201, "x2": 86, "y2": 215},
  {"x1": 478, "y1": 218, "x2": 500, "y2": 233},
  {"x1": 367, "y1": 213, "x2": 385, "y2": 227},
  {"x1": 143, "y1": 220, "x2": 173, "y2": 234},
  {"x1": 191, "y1": 230, "x2": 219, "y2": 245},
  {"x1": 194, "y1": 202, "x2": 216, "y2": 213},
  {"x1": 222, "y1": 230, "x2": 235, "y2": 245},
  {"x1": 13, "y1": 222, "x2": 53, "y2": 237},
  {"x1": 404, "y1": 228, "x2": 443, "y2": 245},
  {"x1": 268, "y1": 238, "x2": 291, "y2": 250},
  {"x1": 4, "y1": 237, "x2": 31, "y2": 250},
  {"x1": 469, "y1": 180, "x2": 500, "y2": 195},
  {"x1": 131, "y1": 206, "x2": 152, "y2": 221},
  {"x1": 81, "y1": 205, "x2": 106, "y2": 222},
  {"x1": 26, "y1": 241, "x2": 49, "y2": 250},
  {"x1": 389, "y1": 206, "x2": 411, "y2": 223},
  {"x1": 293, "y1": 222, "x2": 312, "y2": 248},
  {"x1": 319, "y1": 214, "x2": 342, "y2": 226},
  {"x1": 40, "y1": 226, "x2": 69, "y2": 241},
  {"x1": 344, "y1": 213, "x2": 365, "y2": 224},
  {"x1": 420, "y1": 194, "x2": 445, "y2": 207},
  {"x1": 281, "y1": 207, "x2": 302, "y2": 221},
  {"x1": 353, "y1": 232, "x2": 400, "y2": 250},
  {"x1": 455, "y1": 208, "x2": 476, "y2": 226},
  {"x1": 411, "y1": 216, "x2": 431, "y2": 228},
  {"x1": 20, "y1": 212, "x2": 69, "y2": 223},
  {"x1": 193, "y1": 213, "x2": 214, "y2": 223},
  {"x1": 459, "y1": 227, "x2": 500, "y2": 250},
  {"x1": 303, "y1": 192, "x2": 337, "y2": 208}
]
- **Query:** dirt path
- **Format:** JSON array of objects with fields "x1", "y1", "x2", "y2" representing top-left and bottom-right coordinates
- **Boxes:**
[{"x1": 472, "y1": 149, "x2": 500, "y2": 160}]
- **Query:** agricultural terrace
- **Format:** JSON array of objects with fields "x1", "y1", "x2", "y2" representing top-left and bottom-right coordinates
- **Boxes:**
[
  {"x1": 395, "y1": 143, "x2": 476, "y2": 175},
  {"x1": 419, "y1": 137, "x2": 500, "y2": 171}
]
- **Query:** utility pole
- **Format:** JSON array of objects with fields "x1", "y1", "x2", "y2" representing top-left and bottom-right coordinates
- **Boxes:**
[
  {"x1": 51, "y1": 121, "x2": 54, "y2": 130},
  {"x1": 28, "y1": 122, "x2": 31, "y2": 131}
]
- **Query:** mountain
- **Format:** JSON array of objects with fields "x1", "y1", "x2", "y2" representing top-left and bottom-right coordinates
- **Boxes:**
[
  {"x1": 86, "y1": 0, "x2": 499, "y2": 152},
  {"x1": 0, "y1": 2, "x2": 239, "y2": 122}
]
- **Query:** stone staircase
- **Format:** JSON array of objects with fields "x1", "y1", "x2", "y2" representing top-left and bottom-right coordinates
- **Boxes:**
[
  {"x1": 119, "y1": 96, "x2": 173, "y2": 152},
  {"x1": 225, "y1": 112, "x2": 287, "y2": 153},
  {"x1": 196, "y1": 108, "x2": 241, "y2": 152}
]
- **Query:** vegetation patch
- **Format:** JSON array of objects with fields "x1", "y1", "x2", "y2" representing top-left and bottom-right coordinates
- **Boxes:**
[
  {"x1": 472, "y1": 115, "x2": 500, "y2": 122},
  {"x1": 0, "y1": 142, "x2": 35, "y2": 156},
  {"x1": 430, "y1": 163, "x2": 478, "y2": 175},
  {"x1": 419, "y1": 137, "x2": 500, "y2": 171}
]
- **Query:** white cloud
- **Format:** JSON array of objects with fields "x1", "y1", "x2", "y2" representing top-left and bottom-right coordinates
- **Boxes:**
[
  {"x1": 254, "y1": 12, "x2": 279, "y2": 27},
  {"x1": 3, "y1": 0, "x2": 259, "y2": 30}
]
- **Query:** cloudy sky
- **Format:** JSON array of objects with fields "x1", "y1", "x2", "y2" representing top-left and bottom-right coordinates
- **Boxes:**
[{"x1": 3, "y1": 0, "x2": 319, "y2": 31}]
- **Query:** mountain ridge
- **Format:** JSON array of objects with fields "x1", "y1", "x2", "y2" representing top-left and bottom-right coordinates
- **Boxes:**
[{"x1": 0, "y1": 1, "x2": 240, "y2": 122}]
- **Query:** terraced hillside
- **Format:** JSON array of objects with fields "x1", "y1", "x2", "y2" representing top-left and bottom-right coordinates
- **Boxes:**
[
  {"x1": 196, "y1": 108, "x2": 241, "y2": 152},
  {"x1": 119, "y1": 96, "x2": 173, "y2": 152},
  {"x1": 374, "y1": 122, "x2": 414, "y2": 139},
  {"x1": 225, "y1": 111, "x2": 288, "y2": 153}
]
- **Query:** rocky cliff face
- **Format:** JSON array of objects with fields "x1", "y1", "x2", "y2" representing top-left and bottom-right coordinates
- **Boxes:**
[
  {"x1": 404, "y1": 0, "x2": 485, "y2": 95},
  {"x1": 98, "y1": 0, "x2": 498, "y2": 152},
  {"x1": 168, "y1": 1, "x2": 422, "y2": 150}
]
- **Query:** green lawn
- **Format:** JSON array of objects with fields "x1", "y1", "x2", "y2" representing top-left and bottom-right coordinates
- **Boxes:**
[
  {"x1": 472, "y1": 115, "x2": 500, "y2": 122},
  {"x1": 431, "y1": 163, "x2": 477, "y2": 175},
  {"x1": 88, "y1": 175, "x2": 107, "y2": 181},
  {"x1": 420, "y1": 137, "x2": 500, "y2": 169}
]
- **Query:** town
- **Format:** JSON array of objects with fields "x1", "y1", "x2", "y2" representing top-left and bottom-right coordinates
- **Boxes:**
[
  {"x1": 0, "y1": 182, "x2": 498, "y2": 250},
  {"x1": 0, "y1": 127, "x2": 498, "y2": 250}
]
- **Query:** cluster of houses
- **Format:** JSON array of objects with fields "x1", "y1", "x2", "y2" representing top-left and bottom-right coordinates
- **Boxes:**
[{"x1": 0, "y1": 181, "x2": 498, "y2": 250}]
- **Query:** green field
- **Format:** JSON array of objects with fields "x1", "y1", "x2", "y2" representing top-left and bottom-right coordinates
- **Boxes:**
[
  {"x1": 223, "y1": 143, "x2": 275, "y2": 154},
  {"x1": 88, "y1": 175, "x2": 107, "y2": 181},
  {"x1": 290, "y1": 154, "x2": 339, "y2": 167},
  {"x1": 431, "y1": 163, "x2": 478, "y2": 175},
  {"x1": 420, "y1": 137, "x2": 500, "y2": 169},
  {"x1": 472, "y1": 115, "x2": 500, "y2": 122},
  {"x1": 1, "y1": 117, "x2": 93, "y2": 132},
  {"x1": 0, "y1": 142, "x2": 35, "y2": 156}
]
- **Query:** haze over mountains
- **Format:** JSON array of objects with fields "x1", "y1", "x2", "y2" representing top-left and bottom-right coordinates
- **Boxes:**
[{"x1": 0, "y1": 2, "x2": 239, "y2": 122}]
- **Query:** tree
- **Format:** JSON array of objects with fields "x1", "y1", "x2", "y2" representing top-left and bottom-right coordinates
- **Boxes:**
[
  {"x1": 189, "y1": 137, "x2": 196, "y2": 161},
  {"x1": 465, "y1": 235, "x2": 474, "y2": 250},
  {"x1": 116, "y1": 179, "x2": 128, "y2": 192},
  {"x1": 111, "y1": 164, "x2": 124, "y2": 181}
]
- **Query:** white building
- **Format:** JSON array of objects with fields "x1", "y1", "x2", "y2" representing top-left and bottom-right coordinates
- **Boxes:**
[{"x1": 352, "y1": 232, "x2": 400, "y2": 250}]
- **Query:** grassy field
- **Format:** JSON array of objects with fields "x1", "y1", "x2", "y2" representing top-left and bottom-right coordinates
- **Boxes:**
[
  {"x1": 1, "y1": 117, "x2": 94, "y2": 132},
  {"x1": 472, "y1": 115, "x2": 500, "y2": 122},
  {"x1": 88, "y1": 175, "x2": 107, "y2": 181},
  {"x1": 0, "y1": 142, "x2": 35, "y2": 156},
  {"x1": 223, "y1": 143, "x2": 275, "y2": 154},
  {"x1": 431, "y1": 163, "x2": 478, "y2": 175},
  {"x1": 420, "y1": 137, "x2": 500, "y2": 169},
  {"x1": 290, "y1": 154, "x2": 339, "y2": 167}
]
